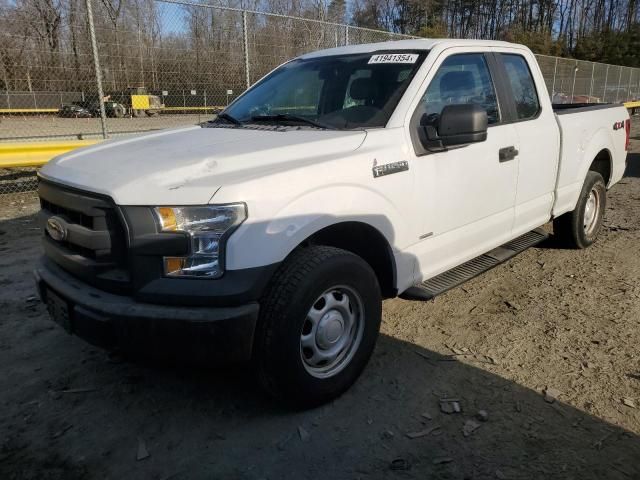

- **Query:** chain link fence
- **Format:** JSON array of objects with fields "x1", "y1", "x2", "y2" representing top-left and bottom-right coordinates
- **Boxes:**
[
  {"x1": 1, "y1": 0, "x2": 640, "y2": 198},
  {"x1": 535, "y1": 55, "x2": 640, "y2": 104},
  {"x1": 0, "y1": 168, "x2": 39, "y2": 197},
  {"x1": 0, "y1": 0, "x2": 414, "y2": 144},
  {"x1": 2, "y1": 0, "x2": 639, "y2": 144}
]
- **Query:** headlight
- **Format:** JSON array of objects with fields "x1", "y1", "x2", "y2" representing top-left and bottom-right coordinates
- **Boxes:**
[{"x1": 153, "y1": 204, "x2": 246, "y2": 278}]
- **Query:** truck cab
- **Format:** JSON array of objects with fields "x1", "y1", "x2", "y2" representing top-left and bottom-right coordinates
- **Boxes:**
[{"x1": 35, "y1": 39, "x2": 630, "y2": 407}]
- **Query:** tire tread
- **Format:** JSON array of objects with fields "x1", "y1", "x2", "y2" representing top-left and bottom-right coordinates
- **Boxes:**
[
  {"x1": 255, "y1": 246, "x2": 363, "y2": 401},
  {"x1": 553, "y1": 171, "x2": 606, "y2": 249}
]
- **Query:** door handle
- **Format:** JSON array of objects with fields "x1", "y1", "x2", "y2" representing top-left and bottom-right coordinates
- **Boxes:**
[{"x1": 499, "y1": 146, "x2": 519, "y2": 162}]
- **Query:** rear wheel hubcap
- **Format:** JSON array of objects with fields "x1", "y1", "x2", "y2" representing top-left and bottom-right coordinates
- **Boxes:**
[{"x1": 583, "y1": 188, "x2": 601, "y2": 235}]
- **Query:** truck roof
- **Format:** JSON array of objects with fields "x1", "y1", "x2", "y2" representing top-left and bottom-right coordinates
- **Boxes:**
[{"x1": 299, "y1": 38, "x2": 526, "y2": 59}]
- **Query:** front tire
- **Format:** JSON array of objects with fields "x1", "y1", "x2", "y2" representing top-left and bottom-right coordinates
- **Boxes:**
[
  {"x1": 553, "y1": 171, "x2": 606, "y2": 248},
  {"x1": 254, "y1": 246, "x2": 382, "y2": 408}
]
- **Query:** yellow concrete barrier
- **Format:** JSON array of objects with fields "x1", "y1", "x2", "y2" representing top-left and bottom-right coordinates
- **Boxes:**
[
  {"x1": 0, "y1": 106, "x2": 225, "y2": 114},
  {"x1": 0, "y1": 140, "x2": 99, "y2": 168},
  {"x1": 0, "y1": 108, "x2": 59, "y2": 114},
  {"x1": 162, "y1": 106, "x2": 223, "y2": 111}
]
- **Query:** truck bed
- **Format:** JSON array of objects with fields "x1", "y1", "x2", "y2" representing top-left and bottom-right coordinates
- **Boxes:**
[
  {"x1": 552, "y1": 102, "x2": 628, "y2": 217},
  {"x1": 552, "y1": 103, "x2": 618, "y2": 114}
]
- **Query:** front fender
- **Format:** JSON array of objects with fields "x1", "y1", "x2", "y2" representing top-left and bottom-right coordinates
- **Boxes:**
[{"x1": 225, "y1": 184, "x2": 410, "y2": 271}]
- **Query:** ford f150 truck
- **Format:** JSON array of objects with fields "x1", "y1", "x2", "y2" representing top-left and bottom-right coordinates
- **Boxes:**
[{"x1": 34, "y1": 39, "x2": 630, "y2": 407}]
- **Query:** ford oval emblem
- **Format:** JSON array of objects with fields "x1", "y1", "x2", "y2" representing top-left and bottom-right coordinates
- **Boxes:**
[{"x1": 46, "y1": 216, "x2": 67, "y2": 242}]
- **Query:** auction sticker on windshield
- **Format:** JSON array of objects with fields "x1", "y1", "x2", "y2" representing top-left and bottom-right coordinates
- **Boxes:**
[{"x1": 368, "y1": 53, "x2": 419, "y2": 64}]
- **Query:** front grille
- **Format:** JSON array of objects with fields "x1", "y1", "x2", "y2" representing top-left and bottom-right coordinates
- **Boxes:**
[
  {"x1": 38, "y1": 179, "x2": 131, "y2": 293},
  {"x1": 40, "y1": 197, "x2": 93, "y2": 229}
]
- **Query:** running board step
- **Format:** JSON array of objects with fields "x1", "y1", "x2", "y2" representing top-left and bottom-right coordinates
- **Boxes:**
[{"x1": 400, "y1": 228, "x2": 548, "y2": 301}]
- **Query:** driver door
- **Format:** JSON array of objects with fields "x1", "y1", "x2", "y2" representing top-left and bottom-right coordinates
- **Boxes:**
[{"x1": 408, "y1": 50, "x2": 519, "y2": 281}]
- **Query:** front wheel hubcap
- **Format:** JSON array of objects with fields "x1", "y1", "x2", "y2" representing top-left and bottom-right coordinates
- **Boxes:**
[{"x1": 300, "y1": 286, "x2": 364, "y2": 379}]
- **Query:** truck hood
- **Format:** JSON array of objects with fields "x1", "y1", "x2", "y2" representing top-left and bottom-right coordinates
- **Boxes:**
[{"x1": 40, "y1": 126, "x2": 367, "y2": 205}]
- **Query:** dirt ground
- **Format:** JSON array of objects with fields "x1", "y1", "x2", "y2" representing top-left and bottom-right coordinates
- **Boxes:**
[{"x1": 1, "y1": 128, "x2": 640, "y2": 480}]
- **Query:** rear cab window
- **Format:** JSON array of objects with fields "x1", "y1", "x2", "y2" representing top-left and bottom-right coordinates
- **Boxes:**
[{"x1": 499, "y1": 54, "x2": 541, "y2": 120}]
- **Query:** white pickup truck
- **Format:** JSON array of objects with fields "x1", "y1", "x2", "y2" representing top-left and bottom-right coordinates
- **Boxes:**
[{"x1": 35, "y1": 39, "x2": 630, "y2": 407}]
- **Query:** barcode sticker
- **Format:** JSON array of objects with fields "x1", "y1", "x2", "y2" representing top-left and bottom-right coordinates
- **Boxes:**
[{"x1": 368, "y1": 53, "x2": 419, "y2": 64}]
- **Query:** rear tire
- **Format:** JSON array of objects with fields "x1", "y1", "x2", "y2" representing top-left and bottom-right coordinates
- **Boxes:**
[
  {"x1": 553, "y1": 171, "x2": 606, "y2": 249},
  {"x1": 113, "y1": 105, "x2": 125, "y2": 118},
  {"x1": 254, "y1": 246, "x2": 382, "y2": 408}
]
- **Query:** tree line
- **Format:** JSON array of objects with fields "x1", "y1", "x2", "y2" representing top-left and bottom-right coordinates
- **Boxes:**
[
  {"x1": 349, "y1": 0, "x2": 640, "y2": 66},
  {"x1": 0, "y1": 0, "x2": 639, "y2": 98}
]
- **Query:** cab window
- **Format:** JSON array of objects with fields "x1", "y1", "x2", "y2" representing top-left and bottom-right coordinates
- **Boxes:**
[
  {"x1": 417, "y1": 53, "x2": 500, "y2": 125},
  {"x1": 500, "y1": 54, "x2": 540, "y2": 120}
]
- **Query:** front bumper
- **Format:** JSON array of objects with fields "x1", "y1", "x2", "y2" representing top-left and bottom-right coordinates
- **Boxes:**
[{"x1": 34, "y1": 257, "x2": 259, "y2": 363}]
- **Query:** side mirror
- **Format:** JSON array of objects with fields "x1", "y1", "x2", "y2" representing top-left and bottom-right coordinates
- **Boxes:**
[{"x1": 418, "y1": 104, "x2": 488, "y2": 151}]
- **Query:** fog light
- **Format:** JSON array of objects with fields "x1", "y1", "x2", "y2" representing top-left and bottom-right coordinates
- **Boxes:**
[{"x1": 164, "y1": 257, "x2": 186, "y2": 275}]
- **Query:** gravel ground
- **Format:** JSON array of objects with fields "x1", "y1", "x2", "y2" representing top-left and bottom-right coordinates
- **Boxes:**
[
  {"x1": 1, "y1": 128, "x2": 639, "y2": 479},
  {"x1": 0, "y1": 114, "x2": 212, "y2": 141}
]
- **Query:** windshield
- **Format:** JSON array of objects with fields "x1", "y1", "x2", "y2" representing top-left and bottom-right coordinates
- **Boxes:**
[{"x1": 223, "y1": 51, "x2": 427, "y2": 130}]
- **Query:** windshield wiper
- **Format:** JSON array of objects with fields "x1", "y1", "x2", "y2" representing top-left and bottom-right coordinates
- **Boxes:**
[
  {"x1": 215, "y1": 112, "x2": 243, "y2": 126},
  {"x1": 250, "y1": 114, "x2": 333, "y2": 130}
]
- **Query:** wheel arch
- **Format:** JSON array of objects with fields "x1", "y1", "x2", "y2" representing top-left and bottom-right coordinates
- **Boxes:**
[
  {"x1": 588, "y1": 148, "x2": 612, "y2": 187},
  {"x1": 578, "y1": 127, "x2": 615, "y2": 189},
  {"x1": 302, "y1": 221, "x2": 398, "y2": 298}
]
